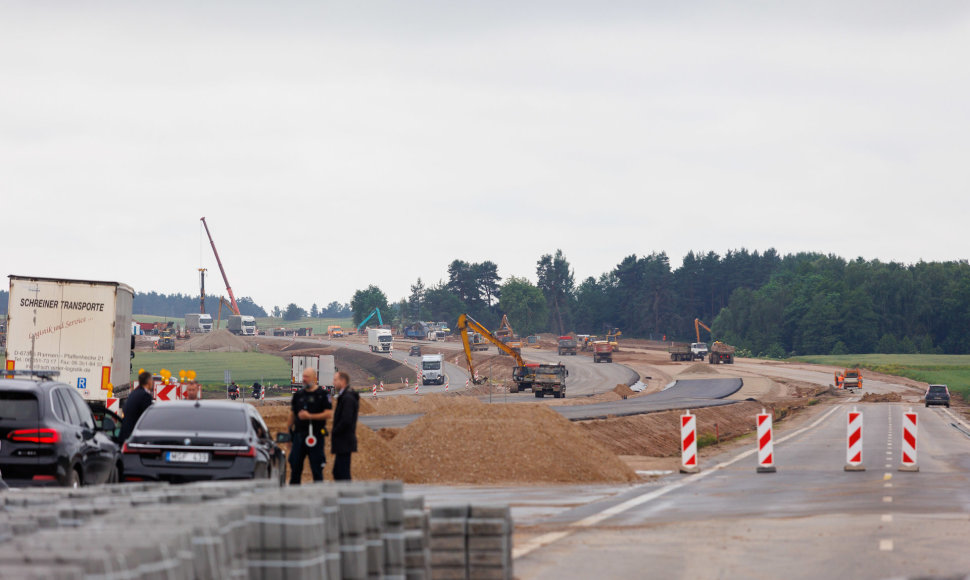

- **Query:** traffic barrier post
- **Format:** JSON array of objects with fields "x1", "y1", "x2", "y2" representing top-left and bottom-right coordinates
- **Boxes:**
[
  {"x1": 680, "y1": 409, "x2": 699, "y2": 474},
  {"x1": 900, "y1": 408, "x2": 919, "y2": 472},
  {"x1": 757, "y1": 408, "x2": 776, "y2": 473},
  {"x1": 845, "y1": 407, "x2": 865, "y2": 471}
]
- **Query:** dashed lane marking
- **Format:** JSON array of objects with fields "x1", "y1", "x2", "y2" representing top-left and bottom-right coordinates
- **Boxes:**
[
  {"x1": 882, "y1": 514, "x2": 893, "y2": 523},
  {"x1": 883, "y1": 496, "x2": 893, "y2": 503},
  {"x1": 880, "y1": 539, "x2": 894, "y2": 551}
]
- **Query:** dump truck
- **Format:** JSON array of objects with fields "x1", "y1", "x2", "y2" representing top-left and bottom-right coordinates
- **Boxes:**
[
  {"x1": 668, "y1": 342, "x2": 693, "y2": 361},
  {"x1": 708, "y1": 341, "x2": 735, "y2": 364},
  {"x1": 592, "y1": 341, "x2": 613, "y2": 363},
  {"x1": 5, "y1": 275, "x2": 134, "y2": 403},
  {"x1": 184, "y1": 313, "x2": 213, "y2": 333},
  {"x1": 690, "y1": 342, "x2": 709, "y2": 360},
  {"x1": 157, "y1": 333, "x2": 176, "y2": 350},
  {"x1": 513, "y1": 363, "x2": 568, "y2": 398},
  {"x1": 557, "y1": 336, "x2": 578, "y2": 356},
  {"x1": 835, "y1": 369, "x2": 863, "y2": 390},
  {"x1": 468, "y1": 332, "x2": 489, "y2": 352}
]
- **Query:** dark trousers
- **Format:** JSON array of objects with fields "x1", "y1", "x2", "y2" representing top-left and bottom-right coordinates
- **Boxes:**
[
  {"x1": 333, "y1": 453, "x2": 352, "y2": 481},
  {"x1": 289, "y1": 436, "x2": 325, "y2": 484}
]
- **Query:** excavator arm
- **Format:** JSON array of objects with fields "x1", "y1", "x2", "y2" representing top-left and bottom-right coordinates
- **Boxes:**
[
  {"x1": 694, "y1": 318, "x2": 713, "y2": 343},
  {"x1": 456, "y1": 314, "x2": 525, "y2": 384}
]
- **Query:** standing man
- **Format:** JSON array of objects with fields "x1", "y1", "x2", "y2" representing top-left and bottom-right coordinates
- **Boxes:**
[
  {"x1": 288, "y1": 368, "x2": 332, "y2": 484},
  {"x1": 182, "y1": 380, "x2": 200, "y2": 401},
  {"x1": 331, "y1": 371, "x2": 359, "y2": 481},
  {"x1": 120, "y1": 371, "x2": 154, "y2": 440}
]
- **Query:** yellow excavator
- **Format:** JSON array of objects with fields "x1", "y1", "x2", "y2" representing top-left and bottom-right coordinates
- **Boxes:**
[
  {"x1": 456, "y1": 314, "x2": 568, "y2": 397},
  {"x1": 494, "y1": 314, "x2": 524, "y2": 355},
  {"x1": 606, "y1": 328, "x2": 622, "y2": 352}
]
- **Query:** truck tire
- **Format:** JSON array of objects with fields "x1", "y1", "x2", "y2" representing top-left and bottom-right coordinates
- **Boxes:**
[{"x1": 509, "y1": 384, "x2": 518, "y2": 394}]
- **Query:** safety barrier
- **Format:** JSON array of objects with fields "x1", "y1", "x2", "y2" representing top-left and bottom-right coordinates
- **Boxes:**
[
  {"x1": 0, "y1": 480, "x2": 514, "y2": 580},
  {"x1": 844, "y1": 408, "x2": 865, "y2": 472},
  {"x1": 756, "y1": 409, "x2": 776, "y2": 473},
  {"x1": 680, "y1": 410, "x2": 699, "y2": 474},
  {"x1": 900, "y1": 409, "x2": 919, "y2": 472}
]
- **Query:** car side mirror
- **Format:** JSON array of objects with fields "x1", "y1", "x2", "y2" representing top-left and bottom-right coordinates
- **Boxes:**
[{"x1": 276, "y1": 432, "x2": 292, "y2": 444}]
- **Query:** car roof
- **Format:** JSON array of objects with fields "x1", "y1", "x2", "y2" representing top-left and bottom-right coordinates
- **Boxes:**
[
  {"x1": 0, "y1": 378, "x2": 67, "y2": 392},
  {"x1": 148, "y1": 400, "x2": 253, "y2": 411},
  {"x1": 928, "y1": 384, "x2": 948, "y2": 388}
]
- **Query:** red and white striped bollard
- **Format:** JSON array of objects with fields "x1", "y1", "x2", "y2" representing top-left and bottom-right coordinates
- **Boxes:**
[
  {"x1": 757, "y1": 408, "x2": 776, "y2": 473},
  {"x1": 900, "y1": 408, "x2": 919, "y2": 472},
  {"x1": 680, "y1": 409, "x2": 699, "y2": 474},
  {"x1": 845, "y1": 407, "x2": 865, "y2": 471}
]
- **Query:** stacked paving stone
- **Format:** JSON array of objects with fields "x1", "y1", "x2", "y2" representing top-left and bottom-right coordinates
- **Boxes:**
[
  {"x1": 0, "y1": 480, "x2": 514, "y2": 580},
  {"x1": 428, "y1": 504, "x2": 514, "y2": 580}
]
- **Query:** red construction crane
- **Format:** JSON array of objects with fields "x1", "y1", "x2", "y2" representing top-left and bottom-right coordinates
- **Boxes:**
[{"x1": 200, "y1": 217, "x2": 240, "y2": 316}]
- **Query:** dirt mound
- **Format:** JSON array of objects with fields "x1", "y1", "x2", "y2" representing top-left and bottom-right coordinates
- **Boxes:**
[
  {"x1": 360, "y1": 393, "x2": 482, "y2": 416},
  {"x1": 861, "y1": 392, "x2": 903, "y2": 403},
  {"x1": 579, "y1": 402, "x2": 764, "y2": 457},
  {"x1": 336, "y1": 348, "x2": 412, "y2": 385},
  {"x1": 679, "y1": 362, "x2": 717, "y2": 375},
  {"x1": 184, "y1": 330, "x2": 249, "y2": 353},
  {"x1": 281, "y1": 341, "x2": 325, "y2": 352},
  {"x1": 613, "y1": 383, "x2": 635, "y2": 399},
  {"x1": 390, "y1": 404, "x2": 636, "y2": 484}
]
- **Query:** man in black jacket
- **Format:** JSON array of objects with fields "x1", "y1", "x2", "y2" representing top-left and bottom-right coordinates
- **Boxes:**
[
  {"x1": 331, "y1": 371, "x2": 359, "y2": 481},
  {"x1": 120, "y1": 371, "x2": 154, "y2": 441}
]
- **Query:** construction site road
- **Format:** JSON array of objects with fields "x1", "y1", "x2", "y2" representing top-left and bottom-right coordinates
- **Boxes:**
[
  {"x1": 504, "y1": 401, "x2": 970, "y2": 580},
  {"x1": 361, "y1": 377, "x2": 743, "y2": 429}
]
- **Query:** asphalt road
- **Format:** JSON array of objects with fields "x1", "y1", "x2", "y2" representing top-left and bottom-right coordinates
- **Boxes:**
[
  {"x1": 497, "y1": 402, "x2": 970, "y2": 580},
  {"x1": 361, "y1": 378, "x2": 743, "y2": 428}
]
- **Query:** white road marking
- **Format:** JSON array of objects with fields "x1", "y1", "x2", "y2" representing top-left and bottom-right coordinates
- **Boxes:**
[
  {"x1": 883, "y1": 496, "x2": 893, "y2": 503},
  {"x1": 513, "y1": 404, "x2": 845, "y2": 559},
  {"x1": 885, "y1": 483, "x2": 892, "y2": 488},
  {"x1": 880, "y1": 539, "x2": 894, "y2": 551},
  {"x1": 882, "y1": 514, "x2": 893, "y2": 523},
  {"x1": 885, "y1": 463, "x2": 892, "y2": 468}
]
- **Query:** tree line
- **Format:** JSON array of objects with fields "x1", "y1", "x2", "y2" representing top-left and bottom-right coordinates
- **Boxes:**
[{"x1": 350, "y1": 249, "x2": 970, "y2": 356}]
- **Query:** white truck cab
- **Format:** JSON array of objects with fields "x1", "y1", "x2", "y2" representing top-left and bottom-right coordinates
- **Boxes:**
[
  {"x1": 368, "y1": 328, "x2": 393, "y2": 353},
  {"x1": 421, "y1": 354, "x2": 444, "y2": 385},
  {"x1": 690, "y1": 342, "x2": 709, "y2": 360}
]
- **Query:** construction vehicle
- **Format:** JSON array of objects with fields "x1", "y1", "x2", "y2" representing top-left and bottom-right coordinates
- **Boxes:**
[
  {"x1": 357, "y1": 308, "x2": 383, "y2": 334},
  {"x1": 404, "y1": 322, "x2": 431, "y2": 340},
  {"x1": 527, "y1": 335, "x2": 541, "y2": 349},
  {"x1": 228, "y1": 315, "x2": 257, "y2": 336},
  {"x1": 185, "y1": 313, "x2": 213, "y2": 333},
  {"x1": 592, "y1": 341, "x2": 613, "y2": 363},
  {"x1": 691, "y1": 342, "x2": 709, "y2": 360},
  {"x1": 577, "y1": 334, "x2": 591, "y2": 351},
  {"x1": 606, "y1": 328, "x2": 622, "y2": 351},
  {"x1": 708, "y1": 341, "x2": 735, "y2": 364},
  {"x1": 215, "y1": 296, "x2": 234, "y2": 330},
  {"x1": 327, "y1": 325, "x2": 345, "y2": 338},
  {"x1": 456, "y1": 314, "x2": 569, "y2": 398},
  {"x1": 157, "y1": 335, "x2": 176, "y2": 350},
  {"x1": 557, "y1": 336, "x2": 578, "y2": 356},
  {"x1": 835, "y1": 369, "x2": 863, "y2": 390},
  {"x1": 468, "y1": 332, "x2": 489, "y2": 352},
  {"x1": 668, "y1": 342, "x2": 693, "y2": 362},
  {"x1": 493, "y1": 315, "x2": 524, "y2": 355},
  {"x1": 201, "y1": 217, "x2": 241, "y2": 316}
]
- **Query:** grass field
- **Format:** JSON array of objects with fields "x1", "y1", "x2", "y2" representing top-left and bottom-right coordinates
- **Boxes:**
[
  {"x1": 131, "y1": 352, "x2": 291, "y2": 386},
  {"x1": 133, "y1": 315, "x2": 354, "y2": 334},
  {"x1": 794, "y1": 354, "x2": 970, "y2": 397}
]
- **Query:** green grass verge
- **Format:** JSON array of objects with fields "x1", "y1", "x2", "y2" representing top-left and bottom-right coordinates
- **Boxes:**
[
  {"x1": 131, "y1": 352, "x2": 291, "y2": 386},
  {"x1": 793, "y1": 354, "x2": 970, "y2": 398}
]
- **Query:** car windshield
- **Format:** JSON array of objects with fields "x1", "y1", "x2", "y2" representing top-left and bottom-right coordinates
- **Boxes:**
[
  {"x1": 137, "y1": 406, "x2": 247, "y2": 433},
  {"x1": 0, "y1": 391, "x2": 39, "y2": 421},
  {"x1": 422, "y1": 361, "x2": 441, "y2": 370}
]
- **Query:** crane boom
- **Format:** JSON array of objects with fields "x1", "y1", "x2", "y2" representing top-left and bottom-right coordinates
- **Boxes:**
[
  {"x1": 695, "y1": 318, "x2": 713, "y2": 343},
  {"x1": 456, "y1": 314, "x2": 525, "y2": 384},
  {"x1": 201, "y1": 217, "x2": 240, "y2": 316},
  {"x1": 357, "y1": 308, "x2": 383, "y2": 333}
]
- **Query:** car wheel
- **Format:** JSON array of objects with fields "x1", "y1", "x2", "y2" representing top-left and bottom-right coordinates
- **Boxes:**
[
  {"x1": 67, "y1": 468, "x2": 81, "y2": 489},
  {"x1": 108, "y1": 463, "x2": 120, "y2": 484},
  {"x1": 947, "y1": 403, "x2": 951, "y2": 408}
]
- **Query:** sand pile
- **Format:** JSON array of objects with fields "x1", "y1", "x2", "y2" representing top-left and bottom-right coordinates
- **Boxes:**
[
  {"x1": 390, "y1": 404, "x2": 636, "y2": 484},
  {"x1": 613, "y1": 383, "x2": 635, "y2": 399},
  {"x1": 360, "y1": 393, "x2": 482, "y2": 416},
  {"x1": 861, "y1": 392, "x2": 903, "y2": 403},
  {"x1": 679, "y1": 362, "x2": 718, "y2": 375},
  {"x1": 185, "y1": 330, "x2": 249, "y2": 352},
  {"x1": 578, "y1": 401, "x2": 764, "y2": 457}
]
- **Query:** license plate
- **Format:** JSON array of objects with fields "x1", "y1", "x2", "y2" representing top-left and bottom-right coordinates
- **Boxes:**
[{"x1": 166, "y1": 451, "x2": 209, "y2": 463}]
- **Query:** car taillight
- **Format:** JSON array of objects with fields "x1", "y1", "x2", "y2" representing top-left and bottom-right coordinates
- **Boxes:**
[
  {"x1": 31, "y1": 475, "x2": 56, "y2": 481},
  {"x1": 122, "y1": 442, "x2": 160, "y2": 455},
  {"x1": 214, "y1": 446, "x2": 255, "y2": 457},
  {"x1": 7, "y1": 428, "x2": 60, "y2": 444}
]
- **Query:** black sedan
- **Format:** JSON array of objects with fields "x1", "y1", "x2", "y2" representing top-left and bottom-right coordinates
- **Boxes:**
[
  {"x1": 925, "y1": 384, "x2": 951, "y2": 408},
  {"x1": 121, "y1": 401, "x2": 285, "y2": 484},
  {"x1": 0, "y1": 376, "x2": 121, "y2": 487}
]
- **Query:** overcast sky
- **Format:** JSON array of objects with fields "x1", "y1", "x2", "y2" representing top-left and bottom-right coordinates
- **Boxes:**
[{"x1": 2, "y1": 1, "x2": 968, "y2": 311}]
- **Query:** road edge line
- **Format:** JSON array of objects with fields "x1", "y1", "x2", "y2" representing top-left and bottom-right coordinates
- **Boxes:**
[{"x1": 512, "y1": 403, "x2": 843, "y2": 560}]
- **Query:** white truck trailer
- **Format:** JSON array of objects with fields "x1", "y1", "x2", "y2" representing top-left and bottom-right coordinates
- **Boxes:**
[
  {"x1": 421, "y1": 354, "x2": 444, "y2": 385},
  {"x1": 5, "y1": 275, "x2": 134, "y2": 405},
  {"x1": 184, "y1": 313, "x2": 213, "y2": 333},
  {"x1": 368, "y1": 328, "x2": 393, "y2": 353},
  {"x1": 290, "y1": 355, "x2": 336, "y2": 389},
  {"x1": 227, "y1": 314, "x2": 257, "y2": 336}
]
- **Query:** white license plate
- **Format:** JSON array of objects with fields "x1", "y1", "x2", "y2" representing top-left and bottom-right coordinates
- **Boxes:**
[{"x1": 165, "y1": 451, "x2": 209, "y2": 463}]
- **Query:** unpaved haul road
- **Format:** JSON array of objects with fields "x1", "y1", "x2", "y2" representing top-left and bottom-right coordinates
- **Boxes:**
[{"x1": 430, "y1": 401, "x2": 970, "y2": 580}]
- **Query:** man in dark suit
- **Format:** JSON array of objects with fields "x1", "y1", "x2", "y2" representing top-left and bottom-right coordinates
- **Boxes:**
[
  {"x1": 330, "y1": 371, "x2": 359, "y2": 481},
  {"x1": 120, "y1": 371, "x2": 154, "y2": 441}
]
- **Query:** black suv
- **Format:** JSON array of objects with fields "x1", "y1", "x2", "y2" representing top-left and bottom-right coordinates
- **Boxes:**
[
  {"x1": 0, "y1": 374, "x2": 122, "y2": 487},
  {"x1": 925, "y1": 384, "x2": 951, "y2": 408}
]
